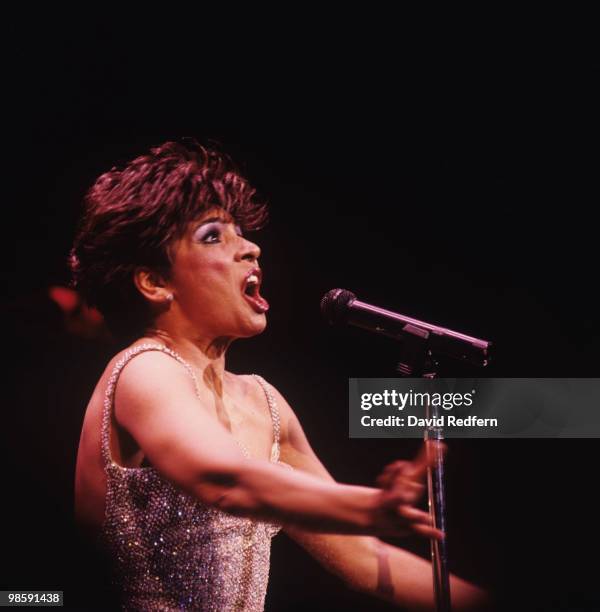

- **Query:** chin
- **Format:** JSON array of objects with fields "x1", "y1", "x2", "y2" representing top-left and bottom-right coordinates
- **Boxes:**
[
  {"x1": 241, "y1": 314, "x2": 267, "y2": 337},
  {"x1": 252, "y1": 315, "x2": 268, "y2": 335}
]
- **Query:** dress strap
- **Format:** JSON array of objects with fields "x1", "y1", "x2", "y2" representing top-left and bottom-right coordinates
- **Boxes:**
[
  {"x1": 251, "y1": 375, "x2": 282, "y2": 462},
  {"x1": 101, "y1": 343, "x2": 202, "y2": 467}
]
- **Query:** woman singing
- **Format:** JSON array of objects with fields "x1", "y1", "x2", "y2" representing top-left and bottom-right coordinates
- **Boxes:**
[{"x1": 72, "y1": 141, "x2": 486, "y2": 611}]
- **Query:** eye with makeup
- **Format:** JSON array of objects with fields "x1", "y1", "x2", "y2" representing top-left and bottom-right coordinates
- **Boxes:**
[
  {"x1": 195, "y1": 222, "x2": 224, "y2": 244},
  {"x1": 198, "y1": 228, "x2": 220, "y2": 244},
  {"x1": 195, "y1": 221, "x2": 243, "y2": 244}
]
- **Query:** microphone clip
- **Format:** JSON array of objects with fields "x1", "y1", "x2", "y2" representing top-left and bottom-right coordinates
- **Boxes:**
[{"x1": 396, "y1": 323, "x2": 439, "y2": 377}]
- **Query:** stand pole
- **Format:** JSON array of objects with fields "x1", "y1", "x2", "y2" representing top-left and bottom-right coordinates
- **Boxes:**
[
  {"x1": 397, "y1": 327, "x2": 451, "y2": 611},
  {"x1": 424, "y1": 373, "x2": 451, "y2": 612}
]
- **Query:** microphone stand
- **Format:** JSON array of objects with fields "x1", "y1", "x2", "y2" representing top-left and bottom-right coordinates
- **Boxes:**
[
  {"x1": 320, "y1": 288, "x2": 491, "y2": 610},
  {"x1": 397, "y1": 325, "x2": 451, "y2": 612}
]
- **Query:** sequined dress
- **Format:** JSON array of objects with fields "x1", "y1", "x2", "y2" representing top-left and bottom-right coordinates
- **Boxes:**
[{"x1": 99, "y1": 344, "x2": 286, "y2": 611}]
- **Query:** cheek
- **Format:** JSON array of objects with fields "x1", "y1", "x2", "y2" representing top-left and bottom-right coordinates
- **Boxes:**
[
  {"x1": 180, "y1": 260, "x2": 234, "y2": 299},
  {"x1": 170, "y1": 245, "x2": 236, "y2": 299},
  {"x1": 178, "y1": 251, "x2": 225, "y2": 280},
  {"x1": 199, "y1": 261, "x2": 231, "y2": 287}
]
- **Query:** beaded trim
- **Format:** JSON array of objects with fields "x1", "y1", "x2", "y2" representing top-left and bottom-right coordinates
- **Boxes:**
[
  {"x1": 252, "y1": 374, "x2": 281, "y2": 462},
  {"x1": 101, "y1": 343, "x2": 281, "y2": 467}
]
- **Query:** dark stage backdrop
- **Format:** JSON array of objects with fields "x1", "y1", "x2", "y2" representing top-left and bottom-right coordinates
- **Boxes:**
[{"x1": 2, "y1": 35, "x2": 598, "y2": 611}]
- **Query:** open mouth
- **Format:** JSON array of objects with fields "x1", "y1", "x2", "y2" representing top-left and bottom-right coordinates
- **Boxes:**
[{"x1": 242, "y1": 268, "x2": 269, "y2": 313}]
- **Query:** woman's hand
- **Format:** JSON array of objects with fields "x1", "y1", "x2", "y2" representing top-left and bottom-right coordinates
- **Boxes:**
[{"x1": 371, "y1": 441, "x2": 445, "y2": 540}]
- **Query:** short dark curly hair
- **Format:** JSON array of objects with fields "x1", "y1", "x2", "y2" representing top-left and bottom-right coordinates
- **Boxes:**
[{"x1": 69, "y1": 140, "x2": 268, "y2": 342}]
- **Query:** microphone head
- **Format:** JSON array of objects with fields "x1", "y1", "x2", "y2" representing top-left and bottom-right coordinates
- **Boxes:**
[{"x1": 320, "y1": 288, "x2": 357, "y2": 325}]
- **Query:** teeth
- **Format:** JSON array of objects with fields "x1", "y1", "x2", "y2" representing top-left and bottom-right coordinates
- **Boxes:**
[{"x1": 247, "y1": 274, "x2": 259, "y2": 285}]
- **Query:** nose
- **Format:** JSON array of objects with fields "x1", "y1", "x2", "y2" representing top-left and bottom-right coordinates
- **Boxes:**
[{"x1": 237, "y1": 236, "x2": 261, "y2": 262}]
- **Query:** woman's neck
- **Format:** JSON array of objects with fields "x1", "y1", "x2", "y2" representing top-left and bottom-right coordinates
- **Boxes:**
[{"x1": 139, "y1": 328, "x2": 232, "y2": 398}]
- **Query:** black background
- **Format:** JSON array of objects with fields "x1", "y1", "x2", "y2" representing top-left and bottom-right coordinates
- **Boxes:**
[{"x1": 2, "y1": 20, "x2": 598, "y2": 611}]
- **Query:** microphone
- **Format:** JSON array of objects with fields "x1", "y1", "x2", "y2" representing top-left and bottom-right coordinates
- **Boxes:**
[{"x1": 320, "y1": 289, "x2": 491, "y2": 367}]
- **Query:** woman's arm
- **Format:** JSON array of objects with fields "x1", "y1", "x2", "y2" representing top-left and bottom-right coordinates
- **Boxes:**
[
  {"x1": 113, "y1": 352, "x2": 440, "y2": 539},
  {"x1": 271, "y1": 384, "x2": 489, "y2": 611},
  {"x1": 284, "y1": 530, "x2": 487, "y2": 611}
]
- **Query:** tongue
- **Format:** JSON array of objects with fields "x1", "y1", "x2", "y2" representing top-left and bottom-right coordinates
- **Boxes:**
[
  {"x1": 245, "y1": 288, "x2": 269, "y2": 312},
  {"x1": 253, "y1": 291, "x2": 269, "y2": 311}
]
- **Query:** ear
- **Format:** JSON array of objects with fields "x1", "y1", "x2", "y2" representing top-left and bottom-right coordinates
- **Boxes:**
[{"x1": 133, "y1": 267, "x2": 172, "y2": 304}]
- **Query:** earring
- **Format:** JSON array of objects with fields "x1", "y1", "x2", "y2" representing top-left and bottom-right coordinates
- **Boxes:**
[{"x1": 165, "y1": 293, "x2": 174, "y2": 303}]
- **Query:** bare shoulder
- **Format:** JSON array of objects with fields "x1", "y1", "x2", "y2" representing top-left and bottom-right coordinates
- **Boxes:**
[
  {"x1": 252, "y1": 377, "x2": 334, "y2": 479},
  {"x1": 231, "y1": 373, "x2": 263, "y2": 395},
  {"x1": 237, "y1": 376, "x2": 296, "y2": 434},
  {"x1": 111, "y1": 349, "x2": 200, "y2": 426},
  {"x1": 114, "y1": 348, "x2": 196, "y2": 390},
  {"x1": 98, "y1": 345, "x2": 193, "y2": 388},
  {"x1": 227, "y1": 373, "x2": 280, "y2": 407}
]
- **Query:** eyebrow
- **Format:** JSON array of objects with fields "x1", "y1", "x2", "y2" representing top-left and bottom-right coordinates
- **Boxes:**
[{"x1": 195, "y1": 216, "x2": 234, "y2": 228}]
